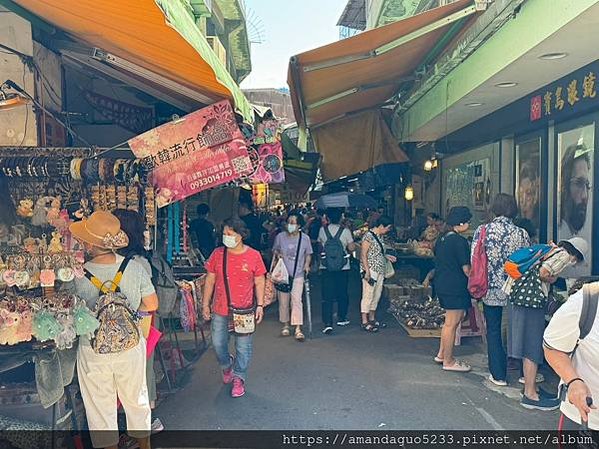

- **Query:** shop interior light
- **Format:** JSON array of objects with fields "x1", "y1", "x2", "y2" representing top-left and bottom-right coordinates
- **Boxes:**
[
  {"x1": 424, "y1": 160, "x2": 434, "y2": 171},
  {"x1": 404, "y1": 186, "x2": 414, "y2": 201},
  {"x1": 539, "y1": 52, "x2": 568, "y2": 60},
  {"x1": 0, "y1": 82, "x2": 31, "y2": 111}
]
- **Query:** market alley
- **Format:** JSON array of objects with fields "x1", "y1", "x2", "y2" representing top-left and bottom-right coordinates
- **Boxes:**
[{"x1": 156, "y1": 278, "x2": 559, "y2": 431}]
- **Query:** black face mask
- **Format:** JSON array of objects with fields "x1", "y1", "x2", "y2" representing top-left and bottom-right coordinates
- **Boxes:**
[{"x1": 568, "y1": 202, "x2": 588, "y2": 232}]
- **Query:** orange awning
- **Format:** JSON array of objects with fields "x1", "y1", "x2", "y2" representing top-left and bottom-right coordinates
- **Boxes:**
[
  {"x1": 288, "y1": 0, "x2": 477, "y2": 128},
  {"x1": 11, "y1": 0, "x2": 252, "y2": 120}
]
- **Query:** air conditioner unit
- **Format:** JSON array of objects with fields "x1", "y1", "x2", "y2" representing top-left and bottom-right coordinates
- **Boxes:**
[{"x1": 206, "y1": 36, "x2": 227, "y2": 66}]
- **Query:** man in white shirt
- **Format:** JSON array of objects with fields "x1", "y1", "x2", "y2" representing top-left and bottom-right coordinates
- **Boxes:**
[
  {"x1": 544, "y1": 287, "x2": 598, "y2": 430},
  {"x1": 318, "y1": 208, "x2": 356, "y2": 334}
]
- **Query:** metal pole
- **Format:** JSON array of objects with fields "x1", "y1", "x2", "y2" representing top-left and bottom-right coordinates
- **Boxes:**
[{"x1": 304, "y1": 276, "x2": 313, "y2": 339}]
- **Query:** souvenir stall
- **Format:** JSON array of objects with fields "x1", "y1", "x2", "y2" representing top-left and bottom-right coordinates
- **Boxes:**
[{"x1": 0, "y1": 146, "x2": 160, "y2": 436}]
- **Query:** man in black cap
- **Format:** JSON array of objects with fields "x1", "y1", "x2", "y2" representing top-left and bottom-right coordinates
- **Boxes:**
[{"x1": 433, "y1": 206, "x2": 473, "y2": 373}]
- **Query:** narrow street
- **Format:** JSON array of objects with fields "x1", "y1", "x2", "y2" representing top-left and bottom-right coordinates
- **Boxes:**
[{"x1": 157, "y1": 276, "x2": 559, "y2": 431}]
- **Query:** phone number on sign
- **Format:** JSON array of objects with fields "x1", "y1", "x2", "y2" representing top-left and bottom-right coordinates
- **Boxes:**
[{"x1": 189, "y1": 169, "x2": 233, "y2": 189}]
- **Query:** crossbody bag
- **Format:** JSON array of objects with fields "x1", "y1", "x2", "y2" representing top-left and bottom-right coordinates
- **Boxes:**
[
  {"x1": 370, "y1": 231, "x2": 395, "y2": 279},
  {"x1": 223, "y1": 248, "x2": 256, "y2": 335}
]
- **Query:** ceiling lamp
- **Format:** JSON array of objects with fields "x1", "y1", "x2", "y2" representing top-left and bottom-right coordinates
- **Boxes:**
[
  {"x1": 404, "y1": 185, "x2": 414, "y2": 201},
  {"x1": 465, "y1": 102, "x2": 484, "y2": 107},
  {"x1": 539, "y1": 52, "x2": 568, "y2": 60},
  {"x1": 424, "y1": 160, "x2": 434, "y2": 171},
  {"x1": 0, "y1": 82, "x2": 30, "y2": 111},
  {"x1": 495, "y1": 82, "x2": 518, "y2": 88}
]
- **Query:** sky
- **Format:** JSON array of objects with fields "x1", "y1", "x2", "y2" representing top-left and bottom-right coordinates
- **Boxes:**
[{"x1": 240, "y1": 0, "x2": 348, "y2": 89}]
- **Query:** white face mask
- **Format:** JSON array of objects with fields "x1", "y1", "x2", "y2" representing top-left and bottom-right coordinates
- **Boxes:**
[
  {"x1": 287, "y1": 224, "x2": 298, "y2": 233},
  {"x1": 223, "y1": 234, "x2": 238, "y2": 248}
]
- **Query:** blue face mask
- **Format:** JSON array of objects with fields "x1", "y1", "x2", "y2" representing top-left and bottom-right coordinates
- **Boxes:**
[
  {"x1": 223, "y1": 234, "x2": 238, "y2": 248},
  {"x1": 287, "y1": 224, "x2": 298, "y2": 234}
]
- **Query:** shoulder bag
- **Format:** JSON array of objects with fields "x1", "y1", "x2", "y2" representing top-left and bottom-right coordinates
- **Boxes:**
[{"x1": 274, "y1": 232, "x2": 303, "y2": 293}]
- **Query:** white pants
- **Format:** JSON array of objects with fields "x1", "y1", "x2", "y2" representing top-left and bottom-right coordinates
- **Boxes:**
[
  {"x1": 360, "y1": 275, "x2": 385, "y2": 314},
  {"x1": 278, "y1": 277, "x2": 304, "y2": 326},
  {"x1": 77, "y1": 339, "x2": 151, "y2": 448}
]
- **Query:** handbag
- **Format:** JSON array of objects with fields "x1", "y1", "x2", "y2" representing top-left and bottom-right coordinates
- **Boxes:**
[
  {"x1": 509, "y1": 265, "x2": 547, "y2": 309},
  {"x1": 370, "y1": 231, "x2": 394, "y2": 280},
  {"x1": 263, "y1": 273, "x2": 276, "y2": 307},
  {"x1": 223, "y1": 248, "x2": 256, "y2": 335},
  {"x1": 273, "y1": 232, "x2": 303, "y2": 293},
  {"x1": 468, "y1": 225, "x2": 489, "y2": 300}
]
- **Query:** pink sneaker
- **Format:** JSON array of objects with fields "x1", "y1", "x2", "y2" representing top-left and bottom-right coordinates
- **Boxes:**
[
  {"x1": 231, "y1": 377, "x2": 245, "y2": 398},
  {"x1": 222, "y1": 367, "x2": 234, "y2": 384}
]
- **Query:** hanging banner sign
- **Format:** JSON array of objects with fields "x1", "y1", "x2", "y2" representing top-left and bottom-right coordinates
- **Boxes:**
[
  {"x1": 128, "y1": 101, "x2": 252, "y2": 207},
  {"x1": 249, "y1": 119, "x2": 285, "y2": 185}
]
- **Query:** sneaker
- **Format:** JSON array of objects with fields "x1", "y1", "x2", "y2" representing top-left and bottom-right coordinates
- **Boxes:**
[
  {"x1": 518, "y1": 373, "x2": 545, "y2": 384},
  {"x1": 151, "y1": 417, "x2": 164, "y2": 434},
  {"x1": 520, "y1": 388, "x2": 558, "y2": 400},
  {"x1": 488, "y1": 375, "x2": 508, "y2": 387},
  {"x1": 336, "y1": 320, "x2": 350, "y2": 326},
  {"x1": 222, "y1": 367, "x2": 234, "y2": 384},
  {"x1": 520, "y1": 395, "x2": 560, "y2": 411},
  {"x1": 322, "y1": 326, "x2": 333, "y2": 335},
  {"x1": 231, "y1": 377, "x2": 245, "y2": 398}
]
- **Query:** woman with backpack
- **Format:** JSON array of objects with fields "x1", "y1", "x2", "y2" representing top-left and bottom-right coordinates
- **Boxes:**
[
  {"x1": 202, "y1": 218, "x2": 267, "y2": 398},
  {"x1": 113, "y1": 209, "x2": 164, "y2": 434},
  {"x1": 432, "y1": 207, "x2": 473, "y2": 372},
  {"x1": 508, "y1": 237, "x2": 587, "y2": 411},
  {"x1": 359, "y1": 216, "x2": 395, "y2": 333},
  {"x1": 272, "y1": 211, "x2": 313, "y2": 341},
  {"x1": 70, "y1": 211, "x2": 158, "y2": 449},
  {"x1": 471, "y1": 194, "x2": 530, "y2": 387}
]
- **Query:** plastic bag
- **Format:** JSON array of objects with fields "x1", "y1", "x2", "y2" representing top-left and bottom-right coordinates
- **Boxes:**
[{"x1": 271, "y1": 258, "x2": 289, "y2": 284}]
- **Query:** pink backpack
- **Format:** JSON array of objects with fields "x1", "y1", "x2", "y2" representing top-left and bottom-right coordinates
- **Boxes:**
[{"x1": 468, "y1": 225, "x2": 489, "y2": 300}]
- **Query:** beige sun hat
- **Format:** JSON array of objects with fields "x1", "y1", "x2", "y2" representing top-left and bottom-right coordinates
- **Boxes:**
[{"x1": 69, "y1": 210, "x2": 129, "y2": 249}]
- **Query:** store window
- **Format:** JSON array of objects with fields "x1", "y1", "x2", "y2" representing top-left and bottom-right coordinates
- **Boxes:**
[
  {"x1": 556, "y1": 121, "x2": 594, "y2": 277},
  {"x1": 515, "y1": 137, "x2": 542, "y2": 241}
]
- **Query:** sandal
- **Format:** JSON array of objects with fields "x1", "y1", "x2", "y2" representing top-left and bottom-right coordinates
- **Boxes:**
[
  {"x1": 374, "y1": 321, "x2": 387, "y2": 329},
  {"x1": 434, "y1": 356, "x2": 444, "y2": 364},
  {"x1": 442, "y1": 360, "x2": 471, "y2": 372},
  {"x1": 281, "y1": 326, "x2": 291, "y2": 337},
  {"x1": 361, "y1": 322, "x2": 379, "y2": 333},
  {"x1": 295, "y1": 330, "x2": 305, "y2": 342}
]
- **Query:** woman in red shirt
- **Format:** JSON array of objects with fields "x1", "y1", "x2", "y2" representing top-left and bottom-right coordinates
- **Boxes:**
[{"x1": 202, "y1": 218, "x2": 267, "y2": 398}]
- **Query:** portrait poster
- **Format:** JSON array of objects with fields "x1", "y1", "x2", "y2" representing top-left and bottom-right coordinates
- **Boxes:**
[
  {"x1": 128, "y1": 101, "x2": 252, "y2": 208},
  {"x1": 515, "y1": 138, "x2": 541, "y2": 239},
  {"x1": 557, "y1": 123, "x2": 594, "y2": 277}
]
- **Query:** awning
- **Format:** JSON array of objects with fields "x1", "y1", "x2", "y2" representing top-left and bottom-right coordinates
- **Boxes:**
[
  {"x1": 9, "y1": 0, "x2": 253, "y2": 121},
  {"x1": 288, "y1": 0, "x2": 477, "y2": 128},
  {"x1": 311, "y1": 109, "x2": 408, "y2": 181}
]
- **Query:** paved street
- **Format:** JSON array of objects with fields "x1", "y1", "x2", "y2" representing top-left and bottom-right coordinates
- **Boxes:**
[{"x1": 157, "y1": 276, "x2": 560, "y2": 431}]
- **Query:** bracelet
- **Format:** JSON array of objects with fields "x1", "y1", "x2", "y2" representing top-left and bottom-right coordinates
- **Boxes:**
[
  {"x1": 256, "y1": 305, "x2": 264, "y2": 308},
  {"x1": 567, "y1": 377, "x2": 585, "y2": 387}
]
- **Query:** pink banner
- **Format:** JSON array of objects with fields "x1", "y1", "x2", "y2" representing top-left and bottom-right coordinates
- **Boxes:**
[{"x1": 128, "y1": 101, "x2": 252, "y2": 207}]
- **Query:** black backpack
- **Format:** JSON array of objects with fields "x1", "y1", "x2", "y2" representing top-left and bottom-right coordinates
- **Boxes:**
[
  {"x1": 323, "y1": 226, "x2": 346, "y2": 272},
  {"x1": 580, "y1": 283, "x2": 599, "y2": 341},
  {"x1": 149, "y1": 252, "x2": 179, "y2": 317}
]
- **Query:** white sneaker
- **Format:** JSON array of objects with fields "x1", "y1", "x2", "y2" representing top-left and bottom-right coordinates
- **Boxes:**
[
  {"x1": 519, "y1": 374, "x2": 544, "y2": 384},
  {"x1": 488, "y1": 375, "x2": 508, "y2": 387},
  {"x1": 151, "y1": 417, "x2": 164, "y2": 434},
  {"x1": 336, "y1": 320, "x2": 350, "y2": 326},
  {"x1": 322, "y1": 326, "x2": 333, "y2": 335}
]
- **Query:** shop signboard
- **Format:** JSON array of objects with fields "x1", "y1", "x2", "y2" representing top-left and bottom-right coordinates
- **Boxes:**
[
  {"x1": 249, "y1": 119, "x2": 285, "y2": 185},
  {"x1": 128, "y1": 101, "x2": 252, "y2": 208},
  {"x1": 530, "y1": 63, "x2": 598, "y2": 124}
]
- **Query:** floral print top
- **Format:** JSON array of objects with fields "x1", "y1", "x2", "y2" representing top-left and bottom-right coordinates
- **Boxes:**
[{"x1": 471, "y1": 216, "x2": 530, "y2": 306}]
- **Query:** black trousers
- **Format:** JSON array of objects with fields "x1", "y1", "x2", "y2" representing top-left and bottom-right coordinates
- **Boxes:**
[
  {"x1": 321, "y1": 270, "x2": 349, "y2": 326},
  {"x1": 483, "y1": 304, "x2": 507, "y2": 381}
]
